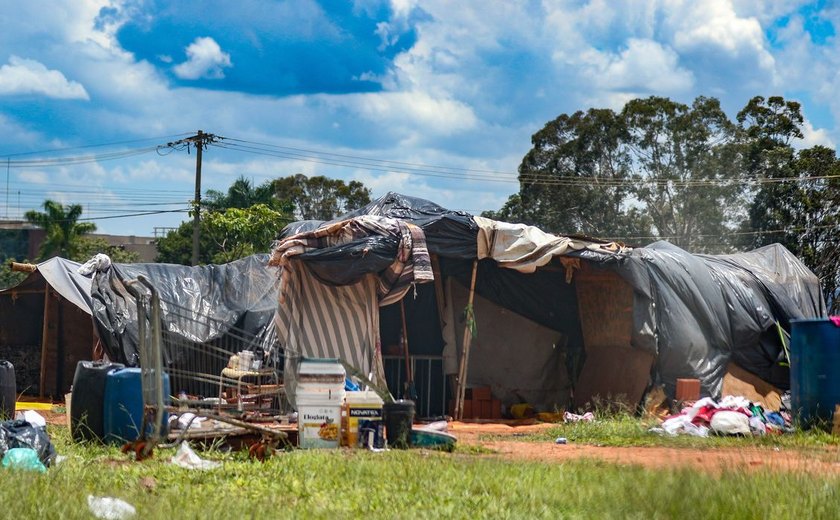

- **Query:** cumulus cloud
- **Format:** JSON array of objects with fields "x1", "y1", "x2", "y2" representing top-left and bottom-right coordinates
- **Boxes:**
[
  {"x1": 0, "y1": 56, "x2": 89, "y2": 99},
  {"x1": 588, "y1": 38, "x2": 695, "y2": 93},
  {"x1": 797, "y1": 119, "x2": 835, "y2": 149},
  {"x1": 173, "y1": 37, "x2": 232, "y2": 80}
]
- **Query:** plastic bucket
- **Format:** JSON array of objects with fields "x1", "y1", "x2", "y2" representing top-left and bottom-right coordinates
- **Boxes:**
[
  {"x1": 297, "y1": 389, "x2": 344, "y2": 449},
  {"x1": 0, "y1": 361, "x2": 16, "y2": 420},
  {"x1": 383, "y1": 400, "x2": 415, "y2": 449},
  {"x1": 790, "y1": 318, "x2": 840, "y2": 425}
]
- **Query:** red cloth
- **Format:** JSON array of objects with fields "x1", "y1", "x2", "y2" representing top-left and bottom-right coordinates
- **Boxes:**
[{"x1": 830, "y1": 316, "x2": 840, "y2": 327}]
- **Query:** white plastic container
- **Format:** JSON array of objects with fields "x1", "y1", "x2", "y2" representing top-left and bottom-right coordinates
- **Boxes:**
[
  {"x1": 342, "y1": 391, "x2": 384, "y2": 447},
  {"x1": 297, "y1": 388, "x2": 345, "y2": 449},
  {"x1": 297, "y1": 359, "x2": 345, "y2": 397}
]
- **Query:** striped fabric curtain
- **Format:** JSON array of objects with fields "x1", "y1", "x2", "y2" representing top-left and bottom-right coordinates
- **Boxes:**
[{"x1": 274, "y1": 262, "x2": 385, "y2": 405}]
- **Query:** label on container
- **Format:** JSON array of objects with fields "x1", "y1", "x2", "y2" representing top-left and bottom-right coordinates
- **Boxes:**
[
  {"x1": 299, "y1": 405, "x2": 341, "y2": 448},
  {"x1": 346, "y1": 405, "x2": 383, "y2": 447}
]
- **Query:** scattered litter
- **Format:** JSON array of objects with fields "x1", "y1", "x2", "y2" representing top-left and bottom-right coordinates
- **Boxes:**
[
  {"x1": 87, "y1": 495, "x2": 136, "y2": 519},
  {"x1": 14, "y1": 410, "x2": 46, "y2": 428},
  {"x1": 170, "y1": 442, "x2": 220, "y2": 470},
  {"x1": 711, "y1": 410, "x2": 751, "y2": 435},
  {"x1": 564, "y1": 411, "x2": 595, "y2": 423},
  {"x1": 555, "y1": 437, "x2": 568, "y2": 445},
  {"x1": 651, "y1": 395, "x2": 794, "y2": 438},
  {"x1": 174, "y1": 412, "x2": 206, "y2": 431},
  {"x1": 2, "y1": 447, "x2": 46, "y2": 473},
  {"x1": 0, "y1": 419, "x2": 57, "y2": 466}
]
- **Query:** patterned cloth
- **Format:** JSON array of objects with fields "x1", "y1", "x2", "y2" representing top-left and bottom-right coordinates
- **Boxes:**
[{"x1": 269, "y1": 214, "x2": 434, "y2": 305}]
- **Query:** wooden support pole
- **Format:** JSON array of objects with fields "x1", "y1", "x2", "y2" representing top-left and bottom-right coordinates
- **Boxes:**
[
  {"x1": 39, "y1": 288, "x2": 50, "y2": 399},
  {"x1": 400, "y1": 299, "x2": 413, "y2": 399},
  {"x1": 454, "y1": 260, "x2": 478, "y2": 420}
]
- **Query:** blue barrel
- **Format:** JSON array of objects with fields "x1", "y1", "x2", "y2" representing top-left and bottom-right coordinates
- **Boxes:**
[
  {"x1": 103, "y1": 368, "x2": 170, "y2": 444},
  {"x1": 790, "y1": 318, "x2": 840, "y2": 425}
]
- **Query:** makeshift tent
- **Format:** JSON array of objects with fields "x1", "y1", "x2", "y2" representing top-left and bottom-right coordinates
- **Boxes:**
[
  {"x1": 0, "y1": 258, "x2": 96, "y2": 398},
  {"x1": 90, "y1": 255, "x2": 280, "y2": 396},
  {"x1": 273, "y1": 192, "x2": 826, "y2": 414},
  {"x1": 1, "y1": 255, "x2": 282, "y2": 399}
]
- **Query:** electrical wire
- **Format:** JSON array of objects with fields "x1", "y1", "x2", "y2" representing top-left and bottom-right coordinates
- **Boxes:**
[
  {"x1": 0, "y1": 133, "x2": 193, "y2": 158},
  {"x1": 213, "y1": 139, "x2": 840, "y2": 188}
]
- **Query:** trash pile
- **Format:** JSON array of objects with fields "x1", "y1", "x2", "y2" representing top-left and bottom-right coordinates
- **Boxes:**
[{"x1": 652, "y1": 396, "x2": 792, "y2": 437}]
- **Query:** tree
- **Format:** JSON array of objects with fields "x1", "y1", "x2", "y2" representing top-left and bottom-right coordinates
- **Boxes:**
[
  {"x1": 155, "y1": 220, "x2": 217, "y2": 265},
  {"x1": 0, "y1": 261, "x2": 28, "y2": 290},
  {"x1": 24, "y1": 200, "x2": 97, "y2": 260},
  {"x1": 273, "y1": 174, "x2": 371, "y2": 220},
  {"x1": 203, "y1": 204, "x2": 292, "y2": 263},
  {"x1": 204, "y1": 176, "x2": 276, "y2": 211},
  {"x1": 485, "y1": 108, "x2": 651, "y2": 239},
  {"x1": 75, "y1": 236, "x2": 141, "y2": 263},
  {"x1": 738, "y1": 95, "x2": 839, "y2": 312},
  {"x1": 487, "y1": 96, "x2": 745, "y2": 251},
  {"x1": 622, "y1": 96, "x2": 744, "y2": 252}
]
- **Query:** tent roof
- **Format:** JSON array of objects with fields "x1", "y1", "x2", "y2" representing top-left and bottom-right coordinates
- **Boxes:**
[{"x1": 1, "y1": 257, "x2": 92, "y2": 315}]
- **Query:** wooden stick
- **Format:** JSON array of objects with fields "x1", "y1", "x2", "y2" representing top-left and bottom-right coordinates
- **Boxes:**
[
  {"x1": 10, "y1": 262, "x2": 36, "y2": 273},
  {"x1": 454, "y1": 260, "x2": 478, "y2": 420},
  {"x1": 400, "y1": 298, "x2": 412, "y2": 397},
  {"x1": 39, "y1": 288, "x2": 50, "y2": 399}
]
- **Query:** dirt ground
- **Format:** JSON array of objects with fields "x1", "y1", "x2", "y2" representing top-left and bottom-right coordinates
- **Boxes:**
[{"x1": 448, "y1": 421, "x2": 840, "y2": 475}]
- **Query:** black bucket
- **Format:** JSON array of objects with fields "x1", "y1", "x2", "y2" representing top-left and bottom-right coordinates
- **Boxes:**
[
  {"x1": 0, "y1": 361, "x2": 16, "y2": 420},
  {"x1": 383, "y1": 400, "x2": 415, "y2": 449}
]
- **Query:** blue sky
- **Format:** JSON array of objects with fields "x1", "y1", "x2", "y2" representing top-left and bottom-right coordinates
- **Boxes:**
[{"x1": 0, "y1": 0, "x2": 839, "y2": 235}]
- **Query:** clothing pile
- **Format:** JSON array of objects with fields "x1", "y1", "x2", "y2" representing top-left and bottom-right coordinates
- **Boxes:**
[{"x1": 652, "y1": 395, "x2": 792, "y2": 437}]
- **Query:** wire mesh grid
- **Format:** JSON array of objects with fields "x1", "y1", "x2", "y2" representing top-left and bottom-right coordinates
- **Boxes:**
[{"x1": 129, "y1": 276, "x2": 285, "y2": 422}]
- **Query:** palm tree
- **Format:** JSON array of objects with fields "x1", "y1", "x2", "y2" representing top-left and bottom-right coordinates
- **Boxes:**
[{"x1": 25, "y1": 200, "x2": 97, "y2": 260}]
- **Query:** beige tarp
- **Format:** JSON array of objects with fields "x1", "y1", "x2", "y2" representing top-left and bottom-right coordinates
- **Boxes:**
[{"x1": 474, "y1": 216, "x2": 628, "y2": 273}]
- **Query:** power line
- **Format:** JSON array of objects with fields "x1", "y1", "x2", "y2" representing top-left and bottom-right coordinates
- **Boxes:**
[
  {"x1": 214, "y1": 138, "x2": 840, "y2": 189},
  {"x1": 0, "y1": 133, "x2": 193, "y2": 158}
]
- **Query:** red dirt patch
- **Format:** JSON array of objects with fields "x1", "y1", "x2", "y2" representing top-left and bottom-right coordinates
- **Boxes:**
[{"x1": 448, "y1": 421, "x2": 840, "y2": 475}]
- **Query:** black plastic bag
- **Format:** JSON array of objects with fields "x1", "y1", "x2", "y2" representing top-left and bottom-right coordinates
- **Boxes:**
[{"x1": 0, "y1": 420, "x2": 57, "y2": 467}]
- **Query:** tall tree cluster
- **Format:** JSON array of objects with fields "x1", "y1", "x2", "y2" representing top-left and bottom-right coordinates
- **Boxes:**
[
  {"x1": 156, "y1": 174, "x2": 372, "y2": 264},
  {"x1": 486, "y1": 95, "x2": 840, "y2": 312}
]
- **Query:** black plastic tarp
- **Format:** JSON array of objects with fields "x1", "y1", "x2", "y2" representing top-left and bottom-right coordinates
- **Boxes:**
[
  {"x1": 574, "y1": 242, "x2": 826, "y2": 396},
  {"x1": 278, "y1": 194, "x2": 826, "y2": 399},
  {"x1": 91, "y1": 255, "x2": 279, "y2": 367},
  {"x1": 280, "y1": 192, "x2": 478, "y2": 285}
]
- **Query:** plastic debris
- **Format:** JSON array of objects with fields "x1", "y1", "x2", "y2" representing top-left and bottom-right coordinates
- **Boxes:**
[
  {"x1": 710, "y1": 410, "x2": 751, "y2": 435},
  {"x1": 563, "y1": 411, "x2": 594, "y2": 423},
  {"x1": 555, "y1": 437, "x2": 568, "y2": 444},
  {"x1": 0, "y1": 419, "x2": 56, "y2": 466},
  {"x1": 2, "y1": 447, "x2": 47, "y2": 473},
  {"x1": 170, "y1": 442, "x2": 221, "y2": 470},
  {"x1": 77, "y1": 253, "x2": 112, "y2": 275},
  {"x1": 14, "y1": 410, "x2": 46, "y2": 428},
  {"x1": 87, "y1": 495, "x2": 136, "y2": 519}
]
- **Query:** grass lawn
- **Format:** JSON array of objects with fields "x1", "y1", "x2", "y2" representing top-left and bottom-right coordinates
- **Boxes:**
[{"x1": 1, "y1": 420, "x2": 837, "y2": 519}]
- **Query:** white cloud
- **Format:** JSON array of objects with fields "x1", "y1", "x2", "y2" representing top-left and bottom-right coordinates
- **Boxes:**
[
  {"x1": 797, "y1": 119, "x2": 835, "y2": 149},
  {"x1": 0, "y1": 56, "x2": 89, "y2": 99},
  {"x1": 587, "y1": 38, "x2": 695, "y2": 93},
  {"x1": 173, "y1": 37, "x2": 232, "y2": 80}
]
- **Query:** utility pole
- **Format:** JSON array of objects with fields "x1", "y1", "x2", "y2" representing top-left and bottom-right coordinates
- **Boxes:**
[
  {"x1": 192, "y1": 130, "x2": 204, "y2": 266},
  {"x1": 162, "y1": 131, "x2": 219, "y2": 265}
]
